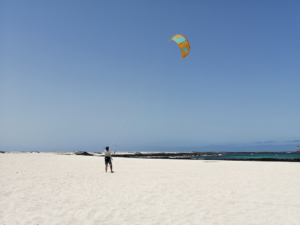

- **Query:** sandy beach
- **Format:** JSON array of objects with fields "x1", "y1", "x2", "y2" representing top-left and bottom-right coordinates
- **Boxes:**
[{"x1": 1, "y1": 152, "x2": 299, "y2": 225}]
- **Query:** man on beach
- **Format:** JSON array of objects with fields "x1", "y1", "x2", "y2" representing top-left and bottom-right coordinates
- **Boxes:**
[{"x1": 104, "y1": 146, "x2": 113, "y2": 173}]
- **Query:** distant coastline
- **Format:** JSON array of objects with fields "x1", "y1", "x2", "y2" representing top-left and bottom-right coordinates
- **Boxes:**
[
  {"x1": 109, "y1": 151, "x2": 300, "y2": 162},
  {"x1": 1, "y1": 151, "x2": 300, "y2": 162}
]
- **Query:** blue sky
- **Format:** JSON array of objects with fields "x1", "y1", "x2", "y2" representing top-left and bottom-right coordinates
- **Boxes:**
[{"x1": 1, "y1": 1, "x2": 299, "y2": 152}]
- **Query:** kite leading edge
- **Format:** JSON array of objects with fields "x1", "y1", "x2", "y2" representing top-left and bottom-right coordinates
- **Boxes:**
[{"x1": 170, "y1": 34, "x2": 190, "y2": 59}]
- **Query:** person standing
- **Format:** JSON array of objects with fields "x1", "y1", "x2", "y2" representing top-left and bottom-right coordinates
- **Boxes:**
[{"x1": 104, "y1": 146, "x2": 113, "y2": 173}]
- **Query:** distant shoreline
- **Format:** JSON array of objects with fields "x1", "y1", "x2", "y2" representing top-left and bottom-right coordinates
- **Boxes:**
[
  {"x1": 109, "y1": 151, "x2": 300, "y2": 162},
  {"x1": 1, "y1": 151, "x2": 300, "y2": 162}
]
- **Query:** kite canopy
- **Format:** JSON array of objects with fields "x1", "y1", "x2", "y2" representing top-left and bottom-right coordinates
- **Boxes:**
[{"x1": 170, "y1": 34, "x2": 190, "y2": 59}]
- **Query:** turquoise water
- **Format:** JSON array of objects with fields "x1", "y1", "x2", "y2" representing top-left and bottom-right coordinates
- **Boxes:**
[
  {"x1": 191, "y1": 152, "x2": 300, "y2": 160},
  {"x1": 131, "y1": 151, "x2": 300, "y2": 161}
]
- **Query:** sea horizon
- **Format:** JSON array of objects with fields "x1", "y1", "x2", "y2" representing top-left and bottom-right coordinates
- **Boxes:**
[{"x1": 1, "y1": 143, "x2": 299, "y2": 153}]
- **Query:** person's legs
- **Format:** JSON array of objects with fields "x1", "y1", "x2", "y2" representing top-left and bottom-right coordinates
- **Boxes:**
[
  {"x1": 105, "y1": 164, "x2": 108, "y2": 172},
  {"x1": 110, "y1": 163, "x2": 113, "y2": 172}
]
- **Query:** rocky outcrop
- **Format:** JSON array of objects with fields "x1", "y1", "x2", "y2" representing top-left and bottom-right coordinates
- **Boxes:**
[{"x1": 74, "y1": 151, "x2": 93, "y2": 156}]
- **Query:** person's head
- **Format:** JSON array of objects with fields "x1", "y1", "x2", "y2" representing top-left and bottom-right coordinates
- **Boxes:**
[{"x1": 106, "y1": 146, "x2": 109, "y2": 151}]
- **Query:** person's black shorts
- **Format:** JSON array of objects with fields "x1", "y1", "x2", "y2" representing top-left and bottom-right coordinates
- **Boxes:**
[{"x1": 105, "y1": 156, "x2": 112, "y2": 165}]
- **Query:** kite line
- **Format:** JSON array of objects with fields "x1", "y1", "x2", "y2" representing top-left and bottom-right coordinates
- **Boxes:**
[
  {"x1": 109, "y1": 41, "x2": 170, "y2": 152},
  {"x1": 108, "y1": 34, "x2": 190, "y2": 152}
]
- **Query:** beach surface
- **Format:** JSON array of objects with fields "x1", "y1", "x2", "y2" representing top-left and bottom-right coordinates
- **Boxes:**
[{"x1": 1, "y1": 152, "x2": 299, "y2": 225}]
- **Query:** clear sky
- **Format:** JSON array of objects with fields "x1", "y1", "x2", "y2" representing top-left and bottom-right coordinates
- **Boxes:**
[{"x1": 1, "y1": 1, "x2": 299, "y2": 152}]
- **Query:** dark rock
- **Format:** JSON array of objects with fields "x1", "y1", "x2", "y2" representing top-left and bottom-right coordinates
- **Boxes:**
[
  {"x1": 0, "y1": 151, "x2": 5, "y2": 153},
  {"x1": 74, "y1": 151, "x2": 93, "y2": 156}
]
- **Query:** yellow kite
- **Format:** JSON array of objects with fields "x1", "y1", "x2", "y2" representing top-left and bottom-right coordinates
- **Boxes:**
[{"x1": 170, "y1": 34, "x2": 190, "y2": 59}]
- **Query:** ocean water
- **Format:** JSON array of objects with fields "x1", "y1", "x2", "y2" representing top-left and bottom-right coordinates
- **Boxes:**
[
  {"x1": 182, "y1": 152, "x2": 300, "y2": 160},
  {"x1": 128, "y1": 151, "x2": 300, "y2": 161}
]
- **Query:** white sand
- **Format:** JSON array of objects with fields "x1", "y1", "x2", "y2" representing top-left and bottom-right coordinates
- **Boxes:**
[{"x1": 1, "y1": 153, "x2": 299, "y2": 225}]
